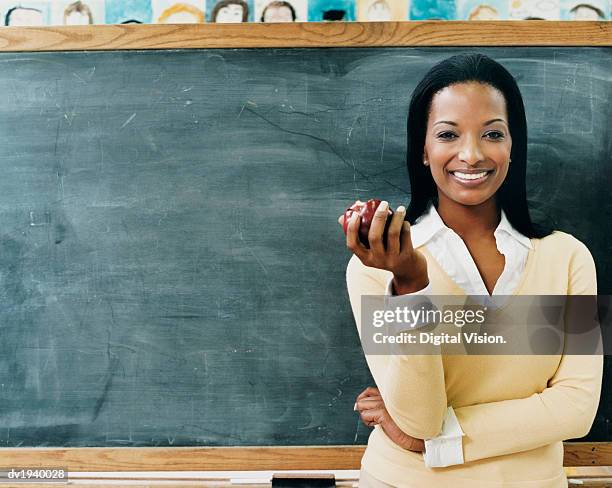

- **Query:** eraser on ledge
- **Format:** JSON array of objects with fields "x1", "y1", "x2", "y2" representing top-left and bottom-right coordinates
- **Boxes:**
[{"x1": 272, "y1": 473, "x2": 335, "y2": 488}]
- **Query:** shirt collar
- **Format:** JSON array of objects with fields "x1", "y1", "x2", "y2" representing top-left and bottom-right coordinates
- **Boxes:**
[
  {"x1": 411, "y1": 203, "x2": 533, "y2": 250},
  {"x1": 410, "y1": 203, "x2": 447, "y2": 249},
  {"x1": 495, "y1": 209, "x2": 533, "y2": 249}
]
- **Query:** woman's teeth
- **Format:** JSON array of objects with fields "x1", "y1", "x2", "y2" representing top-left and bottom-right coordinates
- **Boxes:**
[{"x1": 452, "y1": 171, "x2": 489, "y2": 180}]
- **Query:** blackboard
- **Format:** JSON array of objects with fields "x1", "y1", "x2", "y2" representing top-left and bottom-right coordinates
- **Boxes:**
[{"x1": 0, "y1": 46, "x2": 609, "y2": 448}]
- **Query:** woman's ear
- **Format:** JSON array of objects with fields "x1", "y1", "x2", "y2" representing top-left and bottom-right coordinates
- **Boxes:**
[{"x1": 423, "y1": 152, "x2": 429, "y2": 166}]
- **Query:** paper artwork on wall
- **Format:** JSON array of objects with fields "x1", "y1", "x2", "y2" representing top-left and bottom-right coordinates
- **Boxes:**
[
  {"x1": 356, "y1": 0, "x2": 409, "y2": 20},
  {"x1": 409, "y1": 0, "x2": 455, "y2": 19},
  {"x1": 51, "y1": 0, "x2": 105, "y2": 25},
  {"x1": 308, "y1": 0, "x2": 355, "y2": 20},
  {"x1": 105, "y1": 0, "x2": 152, "y2": 24},
  {"x1": 509, "y1": 0, "x2": 560, "y2": 18},
  {"x1": 255, "y1": 0, "x2": 305, "y2": 21},
  {"x1": 153, "y1": 0, "x2": 206, "y2": 22},
  {"x1": 0, "y1": 0, "x2": 51, "y2": 25},
  {"x1": 458, "y1": 0, "x2": 506, "y2": 18},
  {"x1": 560, "y1": 0, "x2": 607, "y2": 18},
  {"x1": 207, "y1": 0, "x2": 253, "y2": 22}
]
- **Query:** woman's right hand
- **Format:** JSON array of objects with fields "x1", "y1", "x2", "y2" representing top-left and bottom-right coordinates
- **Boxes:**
[
  {"x1": 354, "y1": 386, "x2": 425, "y2": 452},
  {"x1": 338, "y1": 201, "x2": 429, "y2": 294}
]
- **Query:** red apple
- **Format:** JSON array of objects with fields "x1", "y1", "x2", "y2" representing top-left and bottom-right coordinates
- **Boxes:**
[{"x1": 342, "y1": 199, "x2": 394, "y2": 249}]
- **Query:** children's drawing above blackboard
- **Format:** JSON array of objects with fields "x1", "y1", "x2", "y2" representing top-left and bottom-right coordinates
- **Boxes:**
[{"x1": 0, "y1": 0, "x2": 608, "y2": 26}]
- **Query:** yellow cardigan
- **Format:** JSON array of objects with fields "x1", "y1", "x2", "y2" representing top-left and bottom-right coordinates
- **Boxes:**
[{"x1": 346, "y1": 230, "x2": 603, "y2": 487}]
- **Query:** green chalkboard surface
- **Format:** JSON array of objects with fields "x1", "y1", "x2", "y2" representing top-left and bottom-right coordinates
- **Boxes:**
[{"x1": 0, "y1": 47, "x2": 609, "y2": 447}]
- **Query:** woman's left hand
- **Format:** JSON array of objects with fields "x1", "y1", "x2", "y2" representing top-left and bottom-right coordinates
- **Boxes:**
[{"x1": 355, "y1": 386, "x2": 425, "y2": 453}]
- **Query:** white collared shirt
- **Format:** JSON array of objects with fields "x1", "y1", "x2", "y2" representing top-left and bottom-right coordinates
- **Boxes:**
[{"x1": 384, "y1": 203, "x2": 533, "y2": 468}]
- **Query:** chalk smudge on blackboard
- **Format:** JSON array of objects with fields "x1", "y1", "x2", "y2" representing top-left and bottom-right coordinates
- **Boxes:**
[{"x1": 121, "y1": 112, "x2": 137, "y2": 128}]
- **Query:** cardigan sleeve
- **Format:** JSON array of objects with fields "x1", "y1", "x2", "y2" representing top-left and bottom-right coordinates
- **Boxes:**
[
  {"x1": 452, "y1": 237, "x2": 603, "y2": 464},
  {"x1": 346, "y1": 254, "x2": 448, "y2": 440}
]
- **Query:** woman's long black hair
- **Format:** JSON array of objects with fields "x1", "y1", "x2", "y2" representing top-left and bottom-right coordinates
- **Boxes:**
[{"x1": 406, "y1": 53, "x2": 552, "y2": 239}]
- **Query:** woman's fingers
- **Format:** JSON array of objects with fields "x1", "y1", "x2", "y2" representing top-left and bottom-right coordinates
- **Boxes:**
[
  {"x1": 346, "y1": 213, "x2": 368, "y2": 261},
  {"x1": 360, "y1": 408, "x2": 386, "y2": 427},
  {"x1": 339, "y1": 200, "x2": 363, "y2": 227},
  {"x1": 342, "y1": 200, "x2": 406, "y2": 263},
  {"x1": 367, "y1": 201, "x2": 389, "y2": 255},
  {"x1": 356, "y1": 386, "x2": 380, "y2": 401},
  {"x1": 400, "y1": 220, "x2": 415, "y2": 256},
  {"x1": 355, "y1": 396, "x2": 383, "y2": 412},
  {"x1": 387, "y1": 205, "x2": 406, "y2": 256},
  {"x1": 342, "y1": 201, "x2": 428, "y2": 291}
]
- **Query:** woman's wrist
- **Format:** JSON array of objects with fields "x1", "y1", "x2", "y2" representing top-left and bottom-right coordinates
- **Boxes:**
[
  {"x1": 392, "y1": 275, "x2": 430, "y2": 295},
  {"x1": 380, "y1": 416, "x2": 425, "y2": 452}
]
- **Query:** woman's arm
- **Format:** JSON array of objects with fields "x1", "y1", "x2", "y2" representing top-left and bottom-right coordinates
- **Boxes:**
[
  {"x1": 455, "y1": 353, "x2": 602, "y2": 463},
  {"x1": 441, "y1": 238, "x2": 603, "y2": 464},
  {"x1": 346, "y1": 254, "x2": 448, "y2": 439}
]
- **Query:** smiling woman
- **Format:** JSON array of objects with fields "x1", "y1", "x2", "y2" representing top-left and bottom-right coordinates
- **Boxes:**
[
  {"x1": 341, "y1": 53, "x2": 603, "y2": 487},
  {"x1": 425, "y1": 83, "x2": 511, "y2": 205}
]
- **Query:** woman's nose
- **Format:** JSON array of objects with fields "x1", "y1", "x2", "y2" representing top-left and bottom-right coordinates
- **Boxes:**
[{"x1": 458, "y1": 135, "x2": 485, "y2": 165}]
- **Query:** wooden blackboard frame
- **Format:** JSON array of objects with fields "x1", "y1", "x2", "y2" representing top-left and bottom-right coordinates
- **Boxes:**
[
  {"x1": 0, "y1": 21, "x2": 608, "y2": 51},
  {"x1": 0, "y1": 443, "x2": 611, "y2": 470},
  {"x1": 0, "y1": 22, "x2": 609, "y2": 475}
]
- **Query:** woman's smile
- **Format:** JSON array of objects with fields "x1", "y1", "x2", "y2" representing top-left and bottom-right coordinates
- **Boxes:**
[{"x1": 448, "y1": 168, "x2": 495, "y2": 186}]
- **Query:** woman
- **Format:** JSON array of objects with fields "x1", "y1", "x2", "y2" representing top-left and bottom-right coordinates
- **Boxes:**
[{"x1": 339, "y1": 53, "x2": 603, "y2": 487}]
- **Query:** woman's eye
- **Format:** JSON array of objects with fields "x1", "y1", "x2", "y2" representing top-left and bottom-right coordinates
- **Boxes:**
[
  {"x1": 485, "y1": 131, "x2": 505, "y2": 140},
  {"x1": 436, "y1": 131, "x2": 504, "y2": 140}
]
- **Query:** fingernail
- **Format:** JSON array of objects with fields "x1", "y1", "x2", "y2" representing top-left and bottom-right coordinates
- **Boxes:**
[
  {"x1": 397, "y1": 205, "x2": 405, "y2": 213},
  {"x1": 351, "y1": 212, "x2": 358, "y2": 222},
  {"x1": 378, "y1": 201, "x2": 388, "y2": 212}
]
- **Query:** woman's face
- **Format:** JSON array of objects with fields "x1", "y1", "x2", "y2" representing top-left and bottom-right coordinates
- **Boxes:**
[{"x1": 423, "y1": 82, "x2": 512, "y2": 208}]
